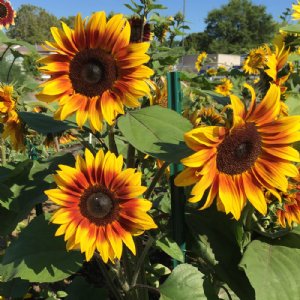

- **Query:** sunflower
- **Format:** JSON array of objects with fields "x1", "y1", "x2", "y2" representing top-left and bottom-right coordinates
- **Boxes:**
[
  {"x1": 0, "y1": 0, "x2": 15, "y2": 29},
  {"x1": 2, "y1": 110, "x2": 25, "y2": 152},
  {"x1": 215, "y1": 78, "x2": 233, "y2": 96},
  {"x1": 276, "y1": 173, "x2": 300, "y2": 228},
  {"x1": 206, "y1": 68, "x2": 217, "y2": 77},
  {"x1": 128, "y1": 16, "x2": 152, "y2": 43},
  {"x1": 292, "y1": 1, "x2": 300, "y2": 20},
  {"x1": 184, "y1": 107, "x2": 224, "y2": 127},
  {"x1": 37, "y1": 12, "x2": 153, "y2": 132},
  {"x1": 175, "y1": 83, "x2": 300, "y2": 220},
  {"x1": 0, "y1": 83, "x2": 15, "y2": 116},
  {"x1": 243, "y1": 45, "x2": 271, "y2": 75},
  {"x1": 46, "y1": 148, "x2": 157, "y2": 262},
  {"x1": 195, "y1": 52, "x2": 207, "y2": 72}
]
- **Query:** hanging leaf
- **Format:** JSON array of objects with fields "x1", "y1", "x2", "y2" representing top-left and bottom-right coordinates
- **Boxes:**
[
  {"x1": 19, "y1": 112, "x2": 78, "y2": 134},
  {"x1": 240, "y1": 228, "x2": 300, "y2": 300},
  {"x1": 0, "y1": 214, "x2": 84, "y2": 283},
  {"x1": 280, "y1": 24, "x2": 300, "y2": 35},
  {"x1": 159, "y1": 264, "x2": 206, "y2": 300},
  {"x1": 155, "y1": 236, "x2": 184, "y2": 262},
  {"x1": 118, "y1": 105, "x2": 193, "y2": 163},
  {"x1": 185, "y1": 206, "x2": 255, "y2": 300},
  {"x1": 0, "y1": 153, "x2": 75, "y2": 235}
]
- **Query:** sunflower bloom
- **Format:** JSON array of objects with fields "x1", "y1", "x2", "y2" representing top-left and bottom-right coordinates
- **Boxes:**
[
  {"x1": 46, "y1": 149, "x2": 157, "y2": 262},
  {"x1": 183, "y1": 107, "x2": 224, "y2": 127},
  {"x1": 175, "y1": 84, "x2": 300, "y2": 220},
  {"x1": 195, "y1": 52, "x2": 207, "y2": 72},
  {"x1": 206, "y1": 68, "x2": 217, "y2": 76},
  {"x1": 0, "y1": 0, "x2": 15, "y2": 29},
  {"x1": 243, "y1": 45, "x2": 271, "y2": 75},
  {"x1": 37, "y1": 12, "x2": 154, "y2": 132},
  {"x1": 292, "y1": 1, "x2": 300, "y2": 20},
  {"x1": 215, "y1": 78, "x2": 233, "y2": 96},
  {"x1": 276, "y1": 186, "x2": 300, "y2": 228},
  {"x1": 2, "y1": 111, "x2": 25, "y2": 152},
  {"x1": 0, "y1": 83, "x2": 15, "y2": 115}
]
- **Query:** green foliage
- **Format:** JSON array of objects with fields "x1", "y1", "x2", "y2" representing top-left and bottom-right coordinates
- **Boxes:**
[
  {"x1": 185, "y1": 207, "x2": 255, "y2": 300},
  {"x1": 0, "y1": 278, "x2": 30, "y2": 298},
  {"x1": 184, "y1": 0, "x2": 276, "y2": 53},
  {"x1": 155, "y1": 236, "x2": 185, "y2": 262},
  {"x1": 19, "y1": 112, "x2": 78, "y2": 134},
  {"x1": 65, "y1": 277, "x2": 108, "y2": 300},
  {"x1": 240, "y1": 227, "x2": 300, "y2": 300},
  {"x1": 6, "y1": 4, "x2": 60, "y2": 44},
  {"x1": 0, "y1": 214, "x2": 84, "y2": 283},
  {"x1": 118, "y1": 105, "x2": 193, "y2": 163},
  {"x1": 0, "y1": 153, "x2": 75, "y2": 235},
  {"x1": 159, "y1": 264, "x2": 206, "y2": 300}
]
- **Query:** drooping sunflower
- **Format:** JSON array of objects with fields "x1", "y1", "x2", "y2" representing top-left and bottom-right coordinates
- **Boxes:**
[
  {"x1": 0, "y1": 0, "x2": 15, "y2": 29},
  {"x1": 215, "y1": 78, "x2": 233, "y2": 96},
  {"x1": 292, "y1": 1, "x2": 300, "y2": 20},
  {"x1": 37, "y1": 12, "x2": 154, "y2": 132},
  {"x1": 195, "y1": 52, "x2": 207, "y2": 72},
  {"x1": 46, "y1": 149, "x2": 157, "y2": 262},
  {"x1": 243, "y1": 45, "x2": 271, "y2": 75},
  {"x1": 183, "y1": 107, "x2": 224, "y2": 128},
  {"x1": 277, "y1": 188, "x2": 300, "y2": 228},
  {"x1": 175, "y1": 83, "x2": 300, "y2": 220},
  {"x1": 0, "y1": 83, "x2": 15, "y2": 116},
  {"x1": 2, "y1": 110, "x2": 25, "y2": 152},
  {"x1": 128, "y1": 16, "x2": 152, "y2": 43},
  {"x1": 206, "y1": 68, "x2": 217, "y2": 77}
]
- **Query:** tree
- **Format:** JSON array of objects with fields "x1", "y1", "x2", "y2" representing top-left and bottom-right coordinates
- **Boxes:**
[
  {"x1": 205, "y1": 0, "x2": 276, "y2": 53},
  {"x1": 6, "y1": 5, "x2": 60, "y2": 44},
  {"x1": 184, "y1": 0, "x2": 277, "y2": 54}
]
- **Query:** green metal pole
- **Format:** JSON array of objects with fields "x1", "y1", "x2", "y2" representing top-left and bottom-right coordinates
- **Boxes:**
[{"x1": 167, "y1": 71, "x2": 186, "y2": 267}]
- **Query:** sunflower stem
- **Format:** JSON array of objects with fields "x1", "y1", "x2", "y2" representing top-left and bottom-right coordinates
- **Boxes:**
[
  {"x1": 96, "y1": 256, "x2": 123, "y2": 300},
  {"x1": 144, "y1": 161, "x2": 169, "y2": 199},
  {"x1": 130, "y1": 284, "x2": 160, "y2": 295},
  {"x1": 126, "y1": 144, "x2": 136, "y2": 168},
  {"x1": 6, "y1": 57, "x2": 17, "y2": 83},
  {"x1": 108, "y1": 125, "x2": 118, "y2": 155},
  {"x1": 252, "y1": 214, "x2": 266, "y2": 232},
  {"x1": 1, "y1": 138, "x2": 6, "y2": 165},
  {"x1": 131, "y1": 235, "x2": 154, "y2": 288}
]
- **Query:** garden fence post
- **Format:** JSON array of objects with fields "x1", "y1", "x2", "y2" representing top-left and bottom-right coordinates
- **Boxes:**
[{"x1": 167, "y1": 71, "x2": 186, "y2": 267}]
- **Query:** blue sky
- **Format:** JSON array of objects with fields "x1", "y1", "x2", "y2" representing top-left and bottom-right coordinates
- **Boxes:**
[{"x1": 10, "y1": 0, "x2": 296, "y2": 33}]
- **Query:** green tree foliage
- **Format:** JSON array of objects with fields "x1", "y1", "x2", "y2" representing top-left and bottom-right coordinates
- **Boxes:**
[
  {"x1": 59, "y1": 16, "x2": 75, "y2": 28},
  {"x1": 6, "y1": 5, "x2": 60, "y2": 44},
  {"x1": 184, "y1": 0, "x2": 277, "y2": 54}
]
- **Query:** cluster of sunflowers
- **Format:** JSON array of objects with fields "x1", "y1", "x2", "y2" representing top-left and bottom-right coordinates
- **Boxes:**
[{"x1": 0, "y1": 0, "x2": 300, "y2": 299}]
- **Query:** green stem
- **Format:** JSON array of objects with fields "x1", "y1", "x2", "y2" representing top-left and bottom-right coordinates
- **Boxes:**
[
  {"x1": 131, "y1": 236, "x2": 154, "y2": 288},
  {"x1": 108, "y1": 126, "x2": 118, "y2": 155},
  {"x1": 1, "y1": 138, "x2": 6, "y2": 165},
  {"x1": 252, "y1": 214, "x2": 266, "y2": 233},
  {"x1": 220, "y1": 285, "x2": 233, "y2": 300},
  {"x1": 96, "y1": 256, "x2": 123, "y2": 300},
  {"x1": 144, "y1": 161, "x2": 169, "y2": 199},
  {"x1": 126, "y1": 144, "x2": 136, "y2": 168},
  {"x1": 0, "y1": 45, "x2": 11, "y2": 61},
  {"x1": 7, "y1": 57, "x2": 17, "y2": 82}
]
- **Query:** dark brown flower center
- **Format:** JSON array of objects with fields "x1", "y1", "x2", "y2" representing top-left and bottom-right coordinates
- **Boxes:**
[
  {"x1": 216, "y1": 122, "x2": 262, "y2": 175},
  {"x1": 79, "y1": 185, "x2": 119, "y2": 225},
  {"x1": 0, "y1": 3, "x2": 8, "y2": 18},
  {"x1": 69, "y1": 48, "x2": 118, "y2": 97}
]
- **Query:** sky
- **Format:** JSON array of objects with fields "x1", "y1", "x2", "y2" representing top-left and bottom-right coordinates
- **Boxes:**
[{"x1": 10, "y1": 0, "x2": 296, "y2": 33}]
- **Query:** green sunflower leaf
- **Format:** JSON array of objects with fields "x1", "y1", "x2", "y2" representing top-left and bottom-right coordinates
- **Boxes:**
[
  {"x1": 155, "y1": 236, "x2": 184, "y2": 262},
  {"x1": 239, "y1": 228, "x2": 300, "y2": 300},
  {"x1": 0, "y1": 278, "x2": 30, "y2": 298},
  {"x1": 0, "y1": 214, "x2": 84, "y2": 283},
  {"x1": 280, "y1": 24, "x2": 300, "y2": 35},
  {"x1": 159, "y1": 263, "x2": 206, "y2": 300},
  {"x1": 18, "y1": 112, "x2": 78, "y2": 134},
  {"x1": 118, "y1": 105, "x2": 193, "y2": 163}
]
